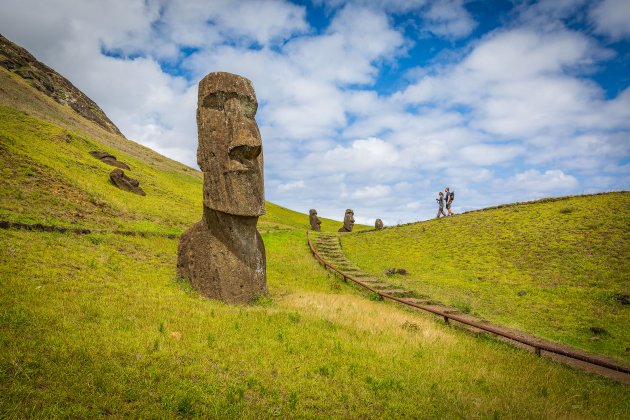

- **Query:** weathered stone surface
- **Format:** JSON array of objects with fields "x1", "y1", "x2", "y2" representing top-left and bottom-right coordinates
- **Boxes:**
[
  {"x1": 309, "y1": 209, "x2": 321, "y2": 231},
  {"x1": 109, "y1": 168, "x2": 145, "y2": 196},
  {"x1": 90, "y1": 151, "x2": 131, "y2": 170},
  {"x1": 197, "y1": 72, "x2": 264, "y2": 217},
  {"x1": 178, "y1": 72, "x2": 267, "y2": 304},
  {"x1": 338, "y1": 209, "x2": 355, "y2": 232},
  {"x1": 375, "y1": 219, "x2": 383, "y2": 230},
  {"x1": 0, "y1": 34, "x2": 123, "y2": 136},
  {"x1": 385, "y1": 268, "x2": 408, "y2": 276},
  {"x1": 177, "y1": 208, "x2": 266, "y2": 304}
]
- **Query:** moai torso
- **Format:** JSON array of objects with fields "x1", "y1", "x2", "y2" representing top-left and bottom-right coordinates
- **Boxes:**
[{"x1": 177, "y1": 72, "x2": 267, "y2": 304}]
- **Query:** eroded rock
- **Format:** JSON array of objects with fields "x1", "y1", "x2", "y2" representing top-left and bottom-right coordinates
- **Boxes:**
[
  {"x1": 309, "y1": 209, "x2": 321, "y2": 231},
  {"x1": 338, "y1": 209, "x2": 354, "y2": 232},
  {"x1": 177, "y1": 72, "x2": 267, "y2": 304},
  {"x1": 90, "y1": 151, "x2": 131, "y2": 170},
  {"x1": 375, "y1": 219, "x2": 383, "y2": 230},
  {"x1": 109, "y1": 168, "x2": 145, "y2": 196}
]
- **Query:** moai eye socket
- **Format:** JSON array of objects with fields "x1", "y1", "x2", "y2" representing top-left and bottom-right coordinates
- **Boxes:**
[{"x1": 201, "y1": 91, "x2": 257, "y2": 119}]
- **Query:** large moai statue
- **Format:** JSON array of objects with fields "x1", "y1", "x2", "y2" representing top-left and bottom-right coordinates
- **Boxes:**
[
  {"x1": 375, "y1": 219, "x2": 383, "y2": 230},
  {"x1": 177, "y1": 72, "x2": 266, "y2": 304},
  {"x1": 338, "y1": 209, "x2": 355, "y2": 232},
  {"x1": 309, "y1": 209, "x2": 321, "y2": 231}
]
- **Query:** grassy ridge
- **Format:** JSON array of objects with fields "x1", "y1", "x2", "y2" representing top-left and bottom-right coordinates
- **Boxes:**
[
  {"x1": 341, "y1": 193, "x2": 630, "y2": 362},
  {"x1": 2, "y1": 229, "x2": 629, "y2": 417}
]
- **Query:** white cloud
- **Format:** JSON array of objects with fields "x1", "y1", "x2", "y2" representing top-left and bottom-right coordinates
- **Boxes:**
[
  {"x1": 421, "y1": 0, "x2": 476, "y2": 39},
  {"x1": 590, "y1": 0, "x2": 630, "y2": 39},
  {"x1": 351, "y1": 184, "x2": 392, "y2": 199},
  {"x1": 278, "y1": 180, "x2": 306, "y2": 192},
  {"x1": 459, "y1": 144, "x2": 524, "y2": 166},
  {"x1": 496, "y1": 169, "x2": 579, "y2": 197}
]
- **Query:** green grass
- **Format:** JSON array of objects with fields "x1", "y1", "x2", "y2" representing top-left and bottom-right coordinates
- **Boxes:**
[
  {"x1": 2, "y1": 229, "x2": 629, "y2": 418},
  {"x1": 1, "y1": 66, "x2": 629, "y2": 417},
  {"x1": 341, "y1": 193, "x2": 630, "y2": 362}
]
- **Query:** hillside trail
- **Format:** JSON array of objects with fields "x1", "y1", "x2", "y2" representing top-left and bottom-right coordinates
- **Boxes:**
[{"x1": 309, "y1": 231, "x2": 630, "y2": 385}]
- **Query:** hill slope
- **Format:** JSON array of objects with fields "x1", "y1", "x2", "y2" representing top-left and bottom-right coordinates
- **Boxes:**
[
  {"x1": 1, "y1": 42, "x2": 629, "y2": 417},
  {"x1": 0, "y1": 34, "x2": 122, "y2": 136},
  {"x1": 341, "y1": 194, "x2": 630, "y2": 362}
]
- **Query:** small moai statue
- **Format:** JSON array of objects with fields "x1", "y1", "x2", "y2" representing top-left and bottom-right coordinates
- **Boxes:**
[
  {"x1": 177, "y1": 72, "x2": 266, "y2": 304},
  {"x1": 338, "y1": 209, "x2": 355, "y2": 232},
  {"x1": 309, "y1": 209, "x2": 321, "y2": 231},
  {"x1": 375, "y1": 219, "x2": 383, "y2": 230}
]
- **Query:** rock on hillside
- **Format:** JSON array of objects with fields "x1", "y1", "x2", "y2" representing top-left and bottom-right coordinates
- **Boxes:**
[{"x1": 0, "y1": 34, "x2": 123, "y2": 137}]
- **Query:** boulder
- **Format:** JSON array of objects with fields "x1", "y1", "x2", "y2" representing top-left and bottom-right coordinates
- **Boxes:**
[
  {"x1": 109, "y1": 168, "x2": 145, "y2": 196},
  {"x1": 90, "y1": 151, "x2": 131, "y2": 170}
]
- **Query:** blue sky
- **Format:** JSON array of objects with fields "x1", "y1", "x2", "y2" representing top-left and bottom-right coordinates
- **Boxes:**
[{"x1": 1, "y1": 0, "x2": 629, "y2": 224}]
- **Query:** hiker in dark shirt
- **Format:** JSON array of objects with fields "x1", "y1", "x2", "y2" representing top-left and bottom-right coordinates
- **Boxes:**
[
  {"x1": 445, "y1": 187, "x2": 454, "y2": 216},
  {"x1": 436, "y1": 192, "x2": 446, "y2": 218}
]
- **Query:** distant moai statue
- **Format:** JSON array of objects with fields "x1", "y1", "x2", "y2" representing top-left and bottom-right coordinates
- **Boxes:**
[
  {"x1": 375, "y1": 219, "x2": 383, "y2": 230},
  {"x1": 177, "y1": 72, "x2": 266, "y2": 304},
  {"x1": 338, "y1": 209, "x2": 355, "y2": 232},
  {"x1": 309, "y1": 209, "x2": 321, "y2": 231}
]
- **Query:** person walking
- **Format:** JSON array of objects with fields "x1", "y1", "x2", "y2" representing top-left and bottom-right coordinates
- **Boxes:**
[
  {"x1": 436, "y1": 191, "x2": 446, "y2": 218},
  {"x1": 445, "y1": 187, "x2": 454, "y2": 216}
]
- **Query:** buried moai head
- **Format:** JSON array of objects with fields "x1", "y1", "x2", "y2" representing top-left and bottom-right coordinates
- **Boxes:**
[
  {"x1": 197, "y1": 72, "x2": 264, "y2": 217},
  {"x1": 375, "y1": 219, "x2": 383, "y2": 230},
  {"x1": 338, "y1": 209, "x2": 355, "y2": 232},
  {"x1": 309, "y1": 209, "x2": 321, "y2": 231}
]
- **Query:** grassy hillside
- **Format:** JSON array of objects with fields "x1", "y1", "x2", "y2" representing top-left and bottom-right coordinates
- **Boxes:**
[
  {"x1": 341, "y1": 194, "x2": 630, "y2": 362},
  {"x1": 1, "y1": 67, "x2": 629, "y2": 417}
]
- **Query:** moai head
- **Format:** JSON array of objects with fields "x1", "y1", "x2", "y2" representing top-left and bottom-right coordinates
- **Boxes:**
[
  {"x1": 197, "y1": 72, "x2": 265, "y2": 217},
  {"x1": 343, "y1": 209, "x2": 355, "y2": 231},
  {"x1": 375, "y1": 219, "x2": 383, "y2": 230},
  {"x1": 309, "y1": 209, "x2": 321, "y2": 231}
]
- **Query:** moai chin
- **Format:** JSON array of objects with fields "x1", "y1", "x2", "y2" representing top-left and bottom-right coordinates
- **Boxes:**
[
  {"x1": 375, "y1": 219, "x2": 383, "y2": 230},
  {"x1": 177, "y1": 72, "x2": 267, "y2": 304},
  {"x1": 309, "y1": 209, "x2": 321, "y2": 231},
  {"x1": 338, "y1": 209, "x2": 355, "y2": 232}
]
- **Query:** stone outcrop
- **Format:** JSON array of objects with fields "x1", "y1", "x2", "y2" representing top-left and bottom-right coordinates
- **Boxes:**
[
  {"x1": 375, "y1": 219, "x2": 383, "y2": 230},
  {"x1": 90, "y1": 151, "x2": 130, "y2": 170},
  {"x1": 109, "y1": 168, "x2": 145, "y2": 196},
  {"x1": 177, "y1": 72, "x2": 266, "y2": 304},
  {"x1": 338, "y1": 209, "x2": 355, "y2": 232},
  {"x1": 0, "y1": 34, "x2": 123, "y2": 136},
  {"x1": 309, "y1": 209, "x2": 321, "y2": 231}
]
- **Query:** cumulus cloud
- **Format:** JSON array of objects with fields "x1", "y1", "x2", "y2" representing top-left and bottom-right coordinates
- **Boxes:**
[
  {"x1": 495, "y1": 169, "x2": 579, "y2": 199},
  {"x1": 590, "y1": 0, "x2": 630, "y2": 39}
]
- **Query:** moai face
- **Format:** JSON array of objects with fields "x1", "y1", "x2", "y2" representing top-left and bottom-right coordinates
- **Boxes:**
[
  {"x1": 343, "y1": 209, "x2": 355, "y2": 231},
  {"x1": 197, "y1": 72, "x2": 265, "y2": 217},
  {"x1": 309, "y1": 209, "x2": 321, "y2": 231},
  {"x1": 375, "y1": 219, "x2": 383, "y2": 230}
]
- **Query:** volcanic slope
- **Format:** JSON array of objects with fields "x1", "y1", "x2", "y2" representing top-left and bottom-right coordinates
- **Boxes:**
[
  {"x1": 341, "y1": 193, "x2": 630, "y2": 363},
  {"x1": 1, "y1": 59, "x2": 629, "y2": 416}
]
